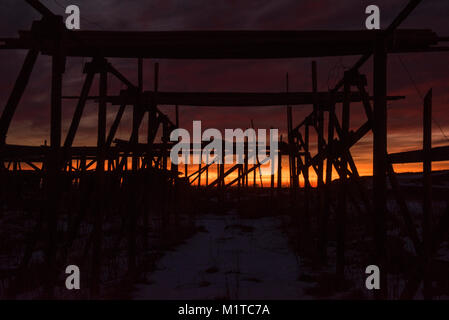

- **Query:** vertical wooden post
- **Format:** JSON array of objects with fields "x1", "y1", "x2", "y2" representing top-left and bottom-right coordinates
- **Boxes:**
[
  {"x1": 221, "y1": 140, "x2": 225, "y2": 188},
  {"x1": 337, "y1": 72, "x2": 350, "y2": 281},
  {"x1": 313, "y1": 61, "x2": 324, "y2": 217},
  {"x1": 139, "y1": 58, "x2": 144, "y2": 167},
  {"x1": 162, "y1": 119, "x2": 168, "y2": 171},
  {"x1": 373, "y1": 36, "x2": 388, "y2": 298},
  {"x1": 161, "y1": 116, "x2": 169, "y2": 226},
  {"x1": 153, "y1": 62, "x2": 159, "y2": 91},
  {"x1": 127, "y1": 60, "x2": 144, "y2": 276},
  {"x1": 216, "y1": 162, "x2": 219, "y2": 186},
  {"x1": 152, "y1": 62, "x2": 160, "y2": 167},
  {"x1": 205, "y1": 152, "x2": 209, "y2": 186},
  {"x1": 423, "y1": 89, "x2": 432, "y2": 299},
  {"x1": 80, "y1": 156, "x2": 86, "y2": 172},
  {"x1": 253, "y1": 163, "x2": 256, "y2": 187},
  {"x1": 312, "y1": 62, "x2": 321, "y2": 183},
  {"x1": 244, "y1": 137, "x2": 249, "y2": 188},
  {"x1": 106, "y1": 103, "x2": 126, "y2": 148},
  {"x1": 238, "y1": 166, "x2": 242, "y2": 188},
  {"x1": 319, "y1": 101, "x2": 335, "y2": 263},
  {"x1": 132, "y1": 105, "x2": 140, "y2": 171},
  {"x1": 270, "y1": 131, "x2": 275, "y2": 192},
  {"x1": 0, "y1": 49, "x2": 39, "y2": 146},
  {"x1": 313, "y1": 62, "x2": 326, "y2": 259},
  {"x1": 147, "y1": 62, "x2": 158, "y2": 169},
  {"x1": 50, "y1": 57, "x2": 63, "y2": 167},
  {"x1": 45, "y1": 33, "x2": 65, "y2": 298},
  {"x1": 98, "y1": 62, "x2": 107, "y2": 157},
  {"x1": 127, "y1": 102, "x2": 139, "y2": 275},
  {"x1": 171, "y1": 105, "x2": 179, "y2": 182},
  {"x1": 138, "y1": 58, "x2": 143, "y2": 91},
  {"x1": 138, "y1": 57, "x2": 144, "y2": 154},
  {"x1": 92, "y1": 59, "x2": 107, "y2": 296},
  {"x1": 304, "y1": 124, "x2": 310, "y2": 229},
  {"x1": 138, "y1": 57, "x2": 144, "y2": 168},
  {"x1": 286, "y1": 73, "x2": 296, "y2": 190},
  {"x1": 278, "y1": 135, "x2": 282, "y2": 189},
  {"x1": 198, "y1": 151, "x2": 202, "y2": 187},
  {"x1": 64, "y1": 60, "x2": 96, "y2": 149}
]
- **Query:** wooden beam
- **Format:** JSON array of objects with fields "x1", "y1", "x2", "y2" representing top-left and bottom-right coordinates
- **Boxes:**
[
  {"x1": 313, "y1": 61, "x2": 324, "y2": 188},
  {"x1": 277, "y1": 135, "x2": 283, "y2": 189},
  {"x1": 44, "y1": 35, "x2": 65, "y2": 298},
  {"x1": 103, "y1": 91, "x2": 404, "y2": 107},
  {"x1": 64, "y1": 62, "x2": 95, "y2": 147},
  {"x1": 106, "y1": 103, "x2": 126, "y2": 147},
  {"x1": 388, "y1": 146, "x2": 449, "y2": 163},
  {"x1": 11, "y1": 29, "x2": 441, "y2": 59},
  {"x1": 336, "y1": 73, "x2": 350, "y2": 281},
  {"x1": 91, "y1": 61, "x2": 107, "y2": 296},
  {"x1": 423, "y1": 89, "x2": 432, "y2": 299},
  {"x1": 25, "y1": 0, "x2": 55, "y2": 17},
  {"x1": 372, "y1": 36, "x2": 388, "y2": 299},
  {"x1": 319, "y1": 102, "x2": 335, "y2": 262},
  {"x1": 0, "y1": 49, "x2": 38, "y2": 145},
  {"x1": 304, "y1": 124, "x2": 310, "y2": 229}
]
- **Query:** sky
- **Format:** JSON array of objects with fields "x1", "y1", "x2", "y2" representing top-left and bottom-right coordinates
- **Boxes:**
[{"x1": 0, "y1": 0, "x2": 449, "y2": 182}]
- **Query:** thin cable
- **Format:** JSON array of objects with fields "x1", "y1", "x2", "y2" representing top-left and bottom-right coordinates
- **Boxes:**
[
  {"x1": 397, "y1": 55, "x2": 449, "y2": 142},
  {"x1": 397, "y1": 55, "x2": 424, "y2": 99}
]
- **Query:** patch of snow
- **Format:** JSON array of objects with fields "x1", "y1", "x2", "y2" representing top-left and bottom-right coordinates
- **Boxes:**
[{"x1": 133, "y1": 214, "x2": 313, "y2": 299}]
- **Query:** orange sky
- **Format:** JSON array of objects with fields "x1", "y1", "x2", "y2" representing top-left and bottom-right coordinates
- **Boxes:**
[{"x1": 14, "y1": 154, "x2": 446, "y2": 187}]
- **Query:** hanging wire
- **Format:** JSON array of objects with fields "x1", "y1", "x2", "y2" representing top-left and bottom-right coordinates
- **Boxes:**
[
  {"x1": 397, "y1": 55, "x2": 424, "y2": 99},
  {"x1": 396, "y1": 54, "x2": 449, "y2": 143}
]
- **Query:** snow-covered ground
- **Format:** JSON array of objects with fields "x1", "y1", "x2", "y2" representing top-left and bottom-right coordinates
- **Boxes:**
[{"x1": 133, "y1": 213, "x2": 315, "y2": 299}]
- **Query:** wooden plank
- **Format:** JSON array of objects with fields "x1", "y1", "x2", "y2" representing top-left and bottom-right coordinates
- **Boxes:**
[
  {"x1": 304, "y1": 124, "x2": 310, "y2": 230},
  {"x1": 388, "y1": 146, "x2": 449, "y2": 163},
  {"x1": 104, "y1": 91, "x2": 404, "y2": 107},
  {"x1": 106, "y1": 103, "x2": 126, "y2": 147},
  {"x1": 44, "y1": 38, "x2": 65, "y2": 298},
  {"x1": 313, "y1": 61, "x2": 324, "y2": 188},
  {"x1": 226, "y1": 162, "x2": 262, "y2": 187},
  {"x1": 108, "y1": 64, "x2": 135, "y2": 88},
  {"x1": 277, "y1": 136, "x2": 282, "y2": 189},
  {"x1": 318, "y1": 102, "x2": 335, "y2": 262},
  {"x1": 373, "y1": 37, "x2": 388, "y2": 298},
  {"x1": 25, "y1": 0, "x2": 55, "y2": 17},
  {"x1": 0, "y1": 49, "x2": 38, "y2": 145},
  {"x1": 286, "y1": 73, "x2": 296, "y2": 190},
  {"x1": 11, "y1": 29, "x2": 442, "y2": 59},
  {"x1": 296, "y1": 132, "x2": 313, "y2": 188},
  {"x1": 64, "y1": 64, "x2": 95, "y2": 147},
  {"x1": 423, "y1": 89, "x2": 432, "y2": 299},
  {"x1": 337, "y1": 73, "x2": 350, "y2": 280},
  {"x1": 91, "y1": 63, "x2": 107, "y2": 296}
]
